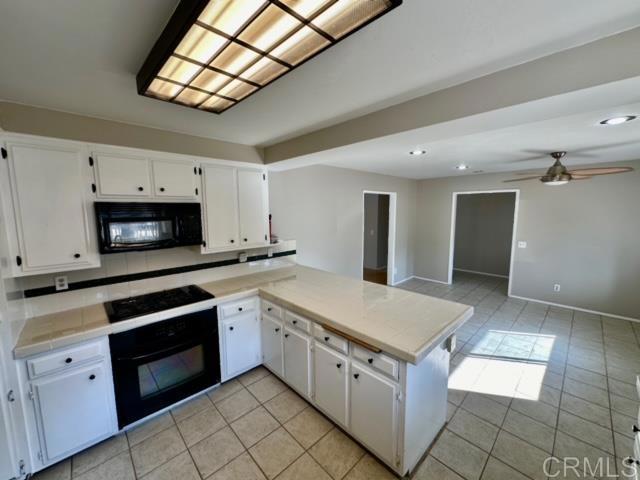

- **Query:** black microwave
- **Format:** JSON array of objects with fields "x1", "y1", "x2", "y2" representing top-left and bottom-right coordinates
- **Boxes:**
[{"x1": 95, "y1": 202, "x2": 202, "y2": 254}]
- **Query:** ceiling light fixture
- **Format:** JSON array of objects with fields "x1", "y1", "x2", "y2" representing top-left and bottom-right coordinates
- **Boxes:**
[
  {"x1": 137, "y1": 0, "x2": 403, "y2": 114},
  {"x1": 409, "y1": 149, "x2": 427, "y2": 156},
  {"x1": 455, "y1": 165, "x2": 468, "y2": 170},
  {"x1": 599, "y1": 116, "x2": 636, "y2": 125}
]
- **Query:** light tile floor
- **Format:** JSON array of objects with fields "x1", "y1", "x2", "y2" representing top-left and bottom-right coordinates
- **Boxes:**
[{"x1": 34, "y1": 272, "x2": 640, "y2": 480}]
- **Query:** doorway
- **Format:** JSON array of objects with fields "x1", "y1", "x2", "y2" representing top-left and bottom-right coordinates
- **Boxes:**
[
  {"x1": 362, "y1": 191, "x2": 396, "y2": 285},
  {"x1": 448, "y1": 190, "x2": 519, "y2": 295}
]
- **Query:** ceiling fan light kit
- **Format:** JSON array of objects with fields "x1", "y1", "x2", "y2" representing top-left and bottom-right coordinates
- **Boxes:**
[
  {"x1": 137, "y1": 0, "x2": 402, "y2": 114},
  {"x1": 504, "y1": 151, "x2": 634, "y2": 185}
]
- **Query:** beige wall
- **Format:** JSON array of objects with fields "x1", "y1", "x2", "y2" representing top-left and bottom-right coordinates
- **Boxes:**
[
  {"x1": 269, "y1": 165, "x2": 416, "y2": 283},
  {"x1": 454, "y1": 192, "x2": 516, "y2": 277},
  {"x1": 415, "y1": 161, "x2": 640, "y2": 319},
  {"x1": 0, "y1": 102, "x2": 262, "y2": 163}
]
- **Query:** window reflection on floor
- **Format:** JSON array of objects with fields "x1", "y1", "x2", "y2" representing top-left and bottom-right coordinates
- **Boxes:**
[{"x1": 448, "y1": 331, "x2": 555, "y2": 400}]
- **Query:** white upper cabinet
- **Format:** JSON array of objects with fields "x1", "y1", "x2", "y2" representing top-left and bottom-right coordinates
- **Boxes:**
[
  {"x1": 202, "y1": 165, "x2": 239, "y2": 250},
  {"x1": 94, "y1": 153, "x2": 151, "y2": 197},
  {"x1": 93, "y1": 152, "x2": 196, "y2": 200},
  {"x1": 152, "y1": 160, "x2": 197, "y2": 198},
  {"x1": 238, "y1": 169, "x2": 268, "y2": 247},
  {"x1": 201, "y1": 165, "x2": 269, "y2": 253},
  {"x1": 1, "y1": 139, "x2": 100, "y2": 275}
]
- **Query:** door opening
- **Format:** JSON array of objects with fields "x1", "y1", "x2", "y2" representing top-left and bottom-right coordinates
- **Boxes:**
[
  {"x1": 448, "y1": 190, "x2": 519, "y2": 294},
  {"x1": 362, "y1": 192, "x2": 395, "y2": 285}
]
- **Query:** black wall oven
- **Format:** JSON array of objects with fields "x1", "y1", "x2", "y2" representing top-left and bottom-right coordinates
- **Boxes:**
[
  {"x1": 95, "y1": 202, "x2": 202, "y2": 254},
  {"x1": 109, "y1": 308, "x2": 220, "y2": 428}
]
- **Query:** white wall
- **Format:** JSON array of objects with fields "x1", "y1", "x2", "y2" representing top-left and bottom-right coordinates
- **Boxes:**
[
  {"x1": 269, "y1": 165, "x2": 416, "y2": 283},
  {"x1": 363, "y1": 194, "x2": 380, "y2": 270},
  {"x1": 414, "y1": 160, "x2": 640, "y2": 319}
]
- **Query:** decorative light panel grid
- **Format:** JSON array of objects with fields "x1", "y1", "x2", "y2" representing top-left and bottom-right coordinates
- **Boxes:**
[{"x1": 137, "y1": 0, "x2": 402, "y2": 114}]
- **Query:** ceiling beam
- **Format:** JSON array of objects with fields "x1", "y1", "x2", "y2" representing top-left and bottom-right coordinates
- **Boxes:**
[{"x1": 263, "y1": 27, "x2": 640, "y2": 164}]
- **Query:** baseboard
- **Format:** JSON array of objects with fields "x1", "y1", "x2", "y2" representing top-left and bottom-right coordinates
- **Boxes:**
[
  {"x1": 453, "y1": 268, "x2": 509, "y2": 279},
  {"x1": 509, "y1": 294, "x2": 640, "y2": 323},
  {"x1": 391, "y1": 275, "x2": 413, "y2": 286},
  {"x1": 410, "y1": 275, "x2": 450, "y2": 285}
]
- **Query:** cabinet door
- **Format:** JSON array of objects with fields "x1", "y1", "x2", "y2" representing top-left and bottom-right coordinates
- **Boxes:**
[
  {"x1": 152, "y1": 160, "x2": 197, "y2": 198},
  {"x1": 350, "y1": 363, "x2": 398, "y2": 465},
  {"x1": 0, "y1": 367, "x2": 17, "y2": 479},
  {"x1": 32, "y1": 363, "x2": 115, "y2": 463},
  {"x1": 202, "y1": 165, "x2": 239, "y2": 250},
  {"x1": 283, "y1": 327, "x2": 311, "y2": 397},
  {"x1": 314, "y1": 343, "x2": 348, "y2": 427},
  {"x1": 7, "y1": 142, "x2": 96, "y2": 272},
  {"x1": 222, "y1": 312, "x2": 261, "y2": 380},
  {"x1": 95, "y1": 153, "x2": 151, "y2": 197},
  {"x1": 261, "y1": 315, "x2": 283, "y2": 377},
  {"x1": 237, "y1": 170, "x2": 268, "y2": 247}
]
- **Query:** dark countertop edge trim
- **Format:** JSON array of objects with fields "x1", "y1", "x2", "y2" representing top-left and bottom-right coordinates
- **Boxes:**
[{"x1": 23, "y1": 250, "x2": 296, "y2": 298}]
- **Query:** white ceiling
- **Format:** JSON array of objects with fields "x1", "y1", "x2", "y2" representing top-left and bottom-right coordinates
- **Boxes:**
[
  {"x1": 317, "y1": 102, "x2": 640, "y2": 179},
  {"x1": 1, "y1": 1, "x2": 640, "y2": 146}
]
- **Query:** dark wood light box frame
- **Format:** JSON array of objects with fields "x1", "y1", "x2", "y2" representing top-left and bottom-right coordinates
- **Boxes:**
[{"x1": 136, "y1": 0, "x2": 403, "y2": 114}]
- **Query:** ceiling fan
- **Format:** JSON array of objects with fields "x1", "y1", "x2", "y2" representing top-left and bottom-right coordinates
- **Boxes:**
[{"x1": 504, "y1": 152, "x2": 634, "y2": 186}]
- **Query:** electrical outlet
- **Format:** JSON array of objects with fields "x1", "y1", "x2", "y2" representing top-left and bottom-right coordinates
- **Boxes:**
[
  {"x1": 238, "y1": 252, "x2": 248, "y2": 263},
  {"x1": 518, "y1": 241, "x2": 527, "y2": 249},
  {"x1": 55, "y1": 276, "x2": 68, "y2": 291},
  {"x1": 267, "y1": 248, "x2": 274, "y2": 258},
  {"x1": 553, "y1": 284, "x2": 561, "y2": 292}
]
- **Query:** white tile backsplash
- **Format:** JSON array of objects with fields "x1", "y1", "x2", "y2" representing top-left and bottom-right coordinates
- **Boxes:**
[{"x1": 21, "y1": 240, "x2": 296, "y2": 318}]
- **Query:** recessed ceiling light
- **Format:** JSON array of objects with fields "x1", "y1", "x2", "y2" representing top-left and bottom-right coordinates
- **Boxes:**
[
  {"x1": 455, "y1": 165, "x2": 468, "y2": 170},
  {"x1": 599, "y1": 116, "x2": 636, "y2": 125},
  {"x1": 409, "y1": 150, "x2": 427, "y2": 156},
  {"x1": 138, "y1": 0, "x2": 403, "y2": 114}
]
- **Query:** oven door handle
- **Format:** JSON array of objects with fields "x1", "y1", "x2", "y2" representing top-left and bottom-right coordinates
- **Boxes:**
[{"x1": 115, "y1": 336, "x2": 210, "y2": 363}]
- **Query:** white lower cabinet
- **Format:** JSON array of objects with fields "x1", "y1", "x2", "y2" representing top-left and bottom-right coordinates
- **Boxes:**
[
  {"x1": 20, "y1": 338, "x2": 117, "y2": 471},
  {"x1": 283, "y1": 327, "x2": 311, "y2": 397},
  {"x1": 350, "y1": 363, "x2": 398, "y2": 466},
  {"x1": 313, "y1": 343, "x2": 349, "y2": 427},
  {"x1": 221, "y1": 311, "x2": 261, "y2": 380},
  {"x1": 261, "y1": 315, "x2": 283, "y2": 376},
  {"x1": 31, "y1": 362, "x2": 116, "y2": 464}
]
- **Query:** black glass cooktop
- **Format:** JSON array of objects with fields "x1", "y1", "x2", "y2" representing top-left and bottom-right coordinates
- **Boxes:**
[{"x1": 105, "y1": 285, "x2": 214, "y2": 323}]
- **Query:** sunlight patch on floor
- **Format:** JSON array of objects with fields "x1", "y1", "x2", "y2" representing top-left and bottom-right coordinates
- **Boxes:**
[{"x1": 449, "y1": 331, "x2": 556, "y2": 400}]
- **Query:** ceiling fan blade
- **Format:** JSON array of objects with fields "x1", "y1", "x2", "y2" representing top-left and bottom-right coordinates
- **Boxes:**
[
  {"x1": 570, "y1": 174, "x2": 591, "y2": 180},
  {"x1": 567, "y1": 167, "x2": 634, "y2": 176},
  {"x1": 503, "y1": 176, "x2": 542, "y2": 183},
  {"x1": 515, "y1": 171, "x2": 545, "y2": 175}
]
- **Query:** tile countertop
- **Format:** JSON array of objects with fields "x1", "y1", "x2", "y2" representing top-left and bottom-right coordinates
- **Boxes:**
[{"x1": 15, "y1": 266, "x2": 473, "y2": 364}]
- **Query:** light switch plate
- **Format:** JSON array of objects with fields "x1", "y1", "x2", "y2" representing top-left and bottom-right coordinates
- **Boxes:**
[
  {"x1": 54, "y1": 276, "x2": 68, "y2": 291},
  {"x1": 517, "y1": 241, "x2": 527, "y2": 249}
]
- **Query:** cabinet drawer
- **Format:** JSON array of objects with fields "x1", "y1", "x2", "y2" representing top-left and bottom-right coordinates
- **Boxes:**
[
  {"x1": 27, "y1": 340, "x2": 105, "y2": 379},
  {"x1": 313, "y1": 324, "x2": 348, "y2": 355},
  {"x1": 261, "y1": 300, "x2": 282, "y2": 320},
  {"x1": 284, "y1": 311, "x2": 311, "y2": 334},
  {"x1": 220, "y1": 298, "x2": 256, "y2": 318},
  {"x1": 352, "y1": 345, "x2": 399, "y2": 380}
]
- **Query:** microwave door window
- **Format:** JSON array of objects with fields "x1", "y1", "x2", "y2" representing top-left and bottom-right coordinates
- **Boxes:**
[{"x1": 109, "y1": 220, "x2": 174, "y2": 247}]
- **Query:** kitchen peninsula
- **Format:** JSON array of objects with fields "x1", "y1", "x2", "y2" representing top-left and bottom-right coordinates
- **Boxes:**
[{"x1": 14, "y1": 264, "x2": 472, "y2": 476}]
